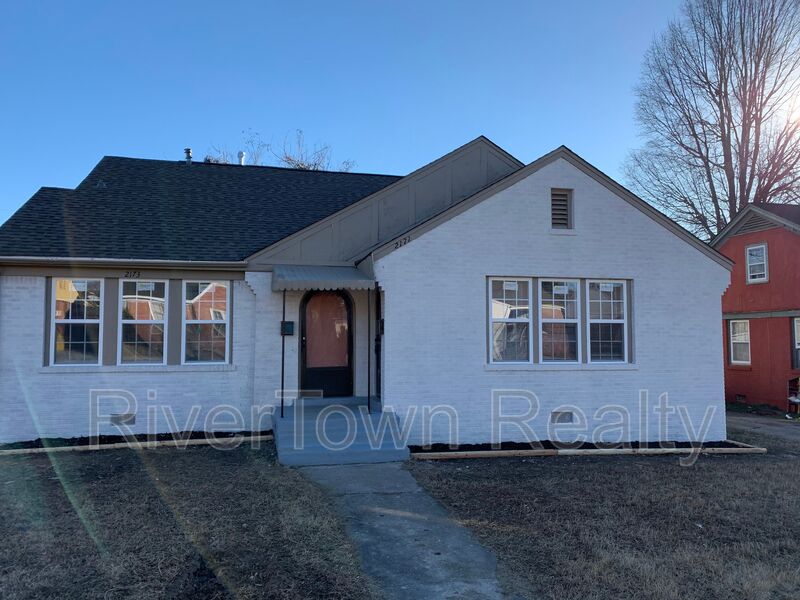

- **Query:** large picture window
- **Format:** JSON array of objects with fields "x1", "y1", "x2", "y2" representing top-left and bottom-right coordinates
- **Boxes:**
[
  {"x1": 729, "y1": 320, "x2": 751, "y2": 365},
  {"x1": 587, "y1": 280, "x2": 627, "y2": 362},
  {"x1": 746, "y1": 244, "x2": 768, "y2": 283},
  {"x1": 119, "y1": 280, "x2": 167, "y2": 364},
  {"x1": 51, "y1": 278, "x2": 103, "y2": 365},
  {"x1": 183, "y1": 281, "x2": 229, "y2": 363},
  {"x1": 488, "y1": 278, "x2": 532, "y2": 363},
  {"x1": 539, "y1": 280, "x2": 580, "y2": 362}
]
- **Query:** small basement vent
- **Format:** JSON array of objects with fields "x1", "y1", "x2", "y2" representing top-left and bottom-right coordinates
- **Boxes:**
[
  {"x1": 550, "y1": 411, "x2": 575, "y2": 424},
  {"x1": 551, "y1": 189, "x2": 572, "y2": 229}
]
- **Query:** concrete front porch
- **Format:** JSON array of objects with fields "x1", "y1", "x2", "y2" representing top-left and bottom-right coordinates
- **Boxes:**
[{"x1": 273, "y1": 397, "x2": 410, "y2": 466}]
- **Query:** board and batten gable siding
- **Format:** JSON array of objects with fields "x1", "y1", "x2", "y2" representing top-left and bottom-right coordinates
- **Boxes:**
[
  {"x1": 374, "y1": 156, "x2": 730, "y2": 445},
  {"x1": 248, "y1": 138, "x2": 521, "y2": 267}
]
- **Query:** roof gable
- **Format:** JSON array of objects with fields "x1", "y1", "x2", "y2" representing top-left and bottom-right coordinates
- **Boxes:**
[
  {"x1": 246, "y1": 136, "x2": 523, "y2": 267},
  {"x1": 712, "y1": 204, "x2": 800, "y2": 249},
  {"x1": 365, "y1": 146, "x2": 732, "y2": 270}
]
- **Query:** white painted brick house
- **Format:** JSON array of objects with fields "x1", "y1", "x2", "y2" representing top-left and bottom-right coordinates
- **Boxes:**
[{"x1": 0, "y1": 137, "x2": 732, "y2": 453}]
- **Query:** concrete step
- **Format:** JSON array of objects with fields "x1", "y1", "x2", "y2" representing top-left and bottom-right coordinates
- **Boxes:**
[
  {"x1": 273, "y1": 404, "x2": 410, "y2": 466},
  {"x1": 277, "y1": 446, "x2": 410, "y2": 466}
]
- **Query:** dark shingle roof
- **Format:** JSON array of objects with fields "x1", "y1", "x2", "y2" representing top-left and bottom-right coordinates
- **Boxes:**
[
  {"x1": 760, "y1": 203, "x2": 800, "y2": 227},
  {"x1": 0, "y1": 157, "x2": 401, "y2": 261}
]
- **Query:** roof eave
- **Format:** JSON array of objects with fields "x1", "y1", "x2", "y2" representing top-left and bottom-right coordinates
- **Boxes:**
[{"x1": 0, "y1": 256, "x2": 249, "y2": 269}]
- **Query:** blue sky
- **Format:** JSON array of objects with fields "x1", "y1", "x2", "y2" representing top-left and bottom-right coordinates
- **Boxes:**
[{"x1": 0, "y1": 0, "x2": 680, "y2": 221}]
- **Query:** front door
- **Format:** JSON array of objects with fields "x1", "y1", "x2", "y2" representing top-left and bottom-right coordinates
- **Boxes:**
[{"x1": 300, "y1": 291, "x2": 353, "y2": 397}]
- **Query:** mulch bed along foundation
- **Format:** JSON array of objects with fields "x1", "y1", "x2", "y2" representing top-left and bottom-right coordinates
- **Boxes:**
[
  {"x1": 0, "y1": 430, "x2": 273, "y2": 454},
  {"x1": 410, "y1": 439, "x2": 765, "y2": 459}
]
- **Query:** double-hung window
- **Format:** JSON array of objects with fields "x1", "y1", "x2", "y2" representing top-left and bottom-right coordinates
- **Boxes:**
[
  {"x1": 119, "y1": 280, "x2": 167, "y2": 364},
  {"x1": 183, "y1": 281, "x2": 230, "y2": 363},
  {"x1": 587, "y1": 280, "x2": 627, "y2": 362},
  {"x1": 51, "y1": 278, "x2": 103, "y2": 365},
  {"x1": 488, "y1": 278, "x2": 533, "y2": 363},
  {"x1": 795, "y1": 318, "x2": 800, "y2": 351},
  {"x1": 539, "y1": 280, "x2": 580, "y2": 362},
  {"x1": 793, "y1": 318, "x2": 800, "y2": 369},
  {"x1": 729, "y1": 320, "x2": 751, "y2": 365},
  {"x1": 746, "y1": 244, "x2": 768, "y2": 283}
]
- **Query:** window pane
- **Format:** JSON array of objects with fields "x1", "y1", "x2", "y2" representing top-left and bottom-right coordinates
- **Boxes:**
[
  {"x1": 122, "y1": 281, "x2": 166, "y2": 321},
  {"x1": 732, "y1": 342, "x2": 750, "y2": 363},
  {"x1": 55, "y1": 279, "x2": 102, "y2": 320},
  {"x1": 54, "y1": 323, "x2": 100, "y2": 364},
  {"x1": 747, "y1": 246, "x2": 765, "y2": 263},
  {"x1": 795, "y1": 319, "x2": 800, "y2": 350},
  {"x1": 590, "y1": 323, "x2": 625, "y2": 361},
  {"x1": 185, "y1": 281, "x2": 228, "y2": 321},
  {"x1": 121, "y1": 323, "x2": 165, "y2": 364},
  {"x1": 491, "y1": 322, "x2": 529, "y2": 362},
  {"x1": 589, "y1": 282, "x2": 624, "y2": 320},
  {"x1": 185, "y1": 324, "x2": 226, "y2": 362},
  {"x1": 541, "y1": 281, "x2": 577, "y2": 320},
  {"x1": 491, "y1": 279, "x2": 529, "y2": 320},
  {"x1": 731, "y1": 321, "x2": 749, "y2": 342},
  {"x1": 542, "y1": 322, "x2": 578, "y2": 361}
]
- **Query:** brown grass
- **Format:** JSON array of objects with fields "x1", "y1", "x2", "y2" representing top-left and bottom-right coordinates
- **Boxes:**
[
  {"x1": 0, "y1": 442, "x2": 378, "y2": 600},
  {"x1": 407, "y1": 429, "x2": 800, "y2": 600}
]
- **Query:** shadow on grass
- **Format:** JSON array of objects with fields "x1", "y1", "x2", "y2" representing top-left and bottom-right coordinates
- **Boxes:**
[
  {"x1": 0, "y1": 442, "x2": 379, "y2": 600},
  {"x1": 407, "y1": 429, "x2": 800, "y2": 600}
]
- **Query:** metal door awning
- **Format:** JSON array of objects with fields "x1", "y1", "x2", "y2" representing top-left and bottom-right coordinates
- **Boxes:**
[{"x1": 271, "y1": 265, "x2": 374, "y2": 291}]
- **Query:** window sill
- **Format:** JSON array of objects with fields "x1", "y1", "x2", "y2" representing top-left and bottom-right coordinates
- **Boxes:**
[
  {"x1": 728, "y1": 364, "x2": 752, "y2": 371},
  {"x1": 39, "y1": 364, "x2": 237, "y2": 374},
  {"x1": 549, "y1": 229, "x2": 577, "y2": 236},
  {"x1": 485, "y1": 363, "x2": 637, "y2": 372}
]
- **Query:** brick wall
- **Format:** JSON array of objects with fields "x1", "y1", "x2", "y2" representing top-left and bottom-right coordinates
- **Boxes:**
[
  {"x1": 375, "y1": 157, "x2": 731, "y2": 445},
  {"x1": 0, "y1": 273, "x2": 376, "y2": 443}
]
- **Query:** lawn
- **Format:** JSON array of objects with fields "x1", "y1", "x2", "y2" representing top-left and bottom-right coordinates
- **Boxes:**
[
  {"x1": 0, "y1": 442, "x2": 378, "y2": 600},
  {"x1": 408, "y1": 429, "x2": 800, "y2": 600}
]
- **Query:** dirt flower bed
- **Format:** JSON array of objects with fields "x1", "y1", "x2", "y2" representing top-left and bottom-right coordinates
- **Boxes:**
[
  {"x1": 407, "y1": 430, "x2": 800, "y2": 600},
  {"x1": 0, "y1": 442, "x2": 378, "y2": 600}
]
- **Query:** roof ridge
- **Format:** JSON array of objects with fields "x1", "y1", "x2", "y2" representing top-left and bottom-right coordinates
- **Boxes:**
[{"x1": 98, "y1": 155, "x2": 402, "y2": 179}]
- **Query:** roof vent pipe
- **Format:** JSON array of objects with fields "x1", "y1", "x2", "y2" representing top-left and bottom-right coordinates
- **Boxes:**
[
  {"x1": 184, "y1": 148, "x2": 192, "y2": 165},
  {"x1": 238, "y1": 150, "x2": 246, "y2": 166}
]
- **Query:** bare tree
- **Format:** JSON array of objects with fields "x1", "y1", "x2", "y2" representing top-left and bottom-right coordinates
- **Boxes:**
[
  {"x1": 625, "y1": 0, "x2": 800, "y2": 239},
  {"x1": 271, "y1": 129, "x2": 355, "y2": 172},
  {"x1": 205, "y1": 129, "x2": 355, "y2": 171}
]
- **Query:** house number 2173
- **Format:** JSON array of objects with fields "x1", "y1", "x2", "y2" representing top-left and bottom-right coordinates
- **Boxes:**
[{"x1": 393, "y1": 236, "x2": 411, "y2": 249}]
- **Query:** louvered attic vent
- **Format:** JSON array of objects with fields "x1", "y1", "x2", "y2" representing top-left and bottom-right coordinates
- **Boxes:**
[{"x1": 551, "y1": 189, "x2": 572, "y2": 229}]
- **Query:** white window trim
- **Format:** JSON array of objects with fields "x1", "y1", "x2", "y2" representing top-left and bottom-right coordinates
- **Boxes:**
[
  {"x1": 586, "y1": 280, "x2": 628, "y2": 364},
  {"x1": 117, "y1": 279, "x2": 168, "y2": 366},
  {"x1": 538, "y1": 278, "x2": 581, "y2": 364},
  {"x1": 794, "y1": 318, "x2": 800, "y2": 350},
  {"x1": 745, "y1": 243, "x2": 769, "y2": 284},
  {"x1": 487, "y1": 277, "x2": 534, "y2": 364},
  {"x1": 729, "y1": 319, "x2": 751, "y2": 365},
  {"x1": 181, "y1": 280, "x2": 231, "y2": 365},
  {"x1": 50, "y1": 278, "x2": 104, "y2": 367}
]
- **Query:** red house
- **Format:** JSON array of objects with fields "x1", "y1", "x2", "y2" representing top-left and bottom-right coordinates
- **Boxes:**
[{"x1": 712, "y1": 204, "x2": 800, "y2": 411}]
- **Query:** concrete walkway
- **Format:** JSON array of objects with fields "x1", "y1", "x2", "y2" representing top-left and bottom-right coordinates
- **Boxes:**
[
  {"x1": 301, "y1": 462, "x2": 503, "y2": 600},
  {"x1": 728, "y1": 412, "x2": 800, "y2": 444}
]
